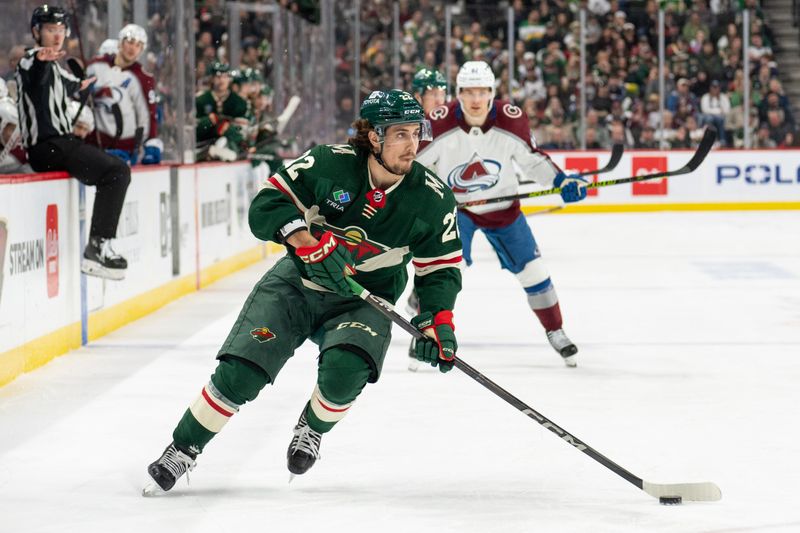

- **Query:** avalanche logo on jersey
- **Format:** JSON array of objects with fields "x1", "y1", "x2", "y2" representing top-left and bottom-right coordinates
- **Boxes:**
[{"x1": 446, "y1": 152, "x2": 501, "y2": 193}]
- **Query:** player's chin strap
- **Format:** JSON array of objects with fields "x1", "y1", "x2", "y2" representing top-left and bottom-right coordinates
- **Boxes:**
[
  {"x1": 371, "y1": 145, "x2": 396, "y2": 175},
  {"x1": 371, "y1": 127, "x2": 401, "y2": 176}
]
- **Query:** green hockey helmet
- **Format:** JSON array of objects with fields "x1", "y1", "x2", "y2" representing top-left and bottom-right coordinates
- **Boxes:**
[
  {"x1": 208, "y1": 61, "x2": 231, "y2": 76},
  {"x1": 411, "y1": 68, "x2": 447, "y2": 96},
  {"x1": 359, "y1": 89, "x2": 431, "y2": 141}
]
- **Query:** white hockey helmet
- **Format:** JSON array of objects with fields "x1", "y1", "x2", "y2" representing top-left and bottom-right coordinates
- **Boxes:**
[
  {"x1": 98, "y1": 38, "x2": 119, "y2": 56},
  {"x1": 68, "y1": 100, "x2": 95, "y2": 131},
  {"x1": 456, "y1": 60, "x2": 496, "y2": 103},
  {"x1": 119, "y1": 23, "x2": 147, "y2": 50}
]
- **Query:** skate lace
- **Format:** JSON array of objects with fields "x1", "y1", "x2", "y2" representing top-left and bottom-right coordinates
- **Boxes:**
[
  {"x1": 290, "y1": 419, "x2": 322, "y2": 460},
  {"x1": 161, "y1": 446, "x2": 196, "y2": 483},
  {"x1": 101, "y1": 239, "x2": 123, "y2": 261}
]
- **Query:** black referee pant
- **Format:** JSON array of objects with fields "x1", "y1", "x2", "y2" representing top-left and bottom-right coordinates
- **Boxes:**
[{"x1": 28, "y1": 135, "x2": 131, "y2": 240}]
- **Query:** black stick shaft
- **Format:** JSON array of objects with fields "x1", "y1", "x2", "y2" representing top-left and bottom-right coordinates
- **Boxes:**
[
  {"x1": 461, "y1": 128, "x2": 715, "y2": 208},
  {"x1": 345, "y1": 277, "x2": 645, "y2": 491}
]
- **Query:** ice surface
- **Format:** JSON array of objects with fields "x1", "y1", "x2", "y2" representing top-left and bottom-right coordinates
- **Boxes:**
[{"x1": 1, "y1": 211, "x2": 799, "y2": 533}]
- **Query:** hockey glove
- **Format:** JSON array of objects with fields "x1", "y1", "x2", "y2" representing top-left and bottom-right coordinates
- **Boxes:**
[
  {"x1": 208, "y1": 113, "x2": 231, "y2": 136},
  {"x1": 141, "y1": 139, "x2": 163, "y2": 165},
  {"x1": 295, "y1": 231, "x2": 356, "y2": 297},
  {"x1": 106, "y1": 148, "x2": 134, "y2": 166},
  {"x1": 554, "y1": 172, "x2": 588, "y2": 203},
  {"x1": 410, "y1": 311, "x2": 457, "y2": 373}
]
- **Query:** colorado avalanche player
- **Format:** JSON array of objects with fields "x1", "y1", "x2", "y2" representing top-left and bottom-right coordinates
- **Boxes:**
[
  {"x1": 416, "y1": 61, "x2": 587, "y2": 367},
  {"x1": 86, "y1": 24, "x2": 161, "y2": 165}
]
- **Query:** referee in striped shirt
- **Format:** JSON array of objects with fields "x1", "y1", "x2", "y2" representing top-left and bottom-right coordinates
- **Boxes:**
[{"x1": 16, "y1": 5, "x2": 131, "y2": 281}]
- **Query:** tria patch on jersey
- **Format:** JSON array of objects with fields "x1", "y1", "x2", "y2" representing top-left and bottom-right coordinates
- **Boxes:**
[
  {"x1": 324, "y1": 188, "x2": 352, "y2": 211},
  {"x1": 447, "y1": 152, "x2": 502, "y2": 193}
]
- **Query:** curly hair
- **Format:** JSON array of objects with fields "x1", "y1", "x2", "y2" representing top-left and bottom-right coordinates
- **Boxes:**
[{"x1": 347, "y1": 119, "x2": 376, "y2": 152}]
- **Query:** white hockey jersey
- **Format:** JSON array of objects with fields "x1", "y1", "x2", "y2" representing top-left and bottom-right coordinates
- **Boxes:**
[
  {"x1": 417, "y1": 100, "x2": 561, "y2": 228},
  {"x1": 86, "y1": 55, "x2": 157, "y2": 151}
]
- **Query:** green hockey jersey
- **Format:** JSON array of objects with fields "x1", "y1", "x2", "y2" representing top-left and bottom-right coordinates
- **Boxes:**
[
  {"x1": 196, "y1": 89, "x2": 249, "y2": 142},
  {"x1": 249, "y1": 143, "x2": 463, "y2": 314}
]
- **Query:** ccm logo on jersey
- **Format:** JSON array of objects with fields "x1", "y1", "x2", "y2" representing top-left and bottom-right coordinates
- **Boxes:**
[{"x1": 717, "y1": 164, "x2": 800, "y2": 184}]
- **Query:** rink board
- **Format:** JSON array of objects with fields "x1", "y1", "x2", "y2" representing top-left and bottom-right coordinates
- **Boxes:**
[
  {"x1": 0, "y1": 162, "x2": 279, "y2": 387},
  {"x1": 2, "y1": 149, "x2": 800, "y2": 387},
  {"x1": 526, "y1": 148, "x2": 800, "y2": 212}
]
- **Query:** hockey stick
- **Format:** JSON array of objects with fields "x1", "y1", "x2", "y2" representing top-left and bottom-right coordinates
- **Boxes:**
[
  {"x1": 345, "y1": 276, "x2": 721, "y2": 502},
  {"x1": 276, "y1": 95, "x2": 301, "y2": 136},
  {"x1": 461, "y1": 128, "x2": 715, "y2": 208},
  {"x1": 66, "y1": 0, "x2": 102, "y2": 146},
  {"x1": 518, "y1": 143, "x2": 623, "y2": 186}
]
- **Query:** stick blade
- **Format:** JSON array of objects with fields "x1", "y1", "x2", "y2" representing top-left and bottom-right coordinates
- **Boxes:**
[
  {"x1": 604, "y1": 143, "x2": 624, "y2": 170},
  {"x1": 682, "y1": 127, "x2": 717, "y2": 172},
  {"x1": 643, "y1": 480, "x2": 722, "y2": 502}
]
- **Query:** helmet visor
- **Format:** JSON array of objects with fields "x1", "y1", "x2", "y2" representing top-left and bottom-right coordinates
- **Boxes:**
[{"x1": 378, "y1": 120, "x2": 432, "y2": 145}]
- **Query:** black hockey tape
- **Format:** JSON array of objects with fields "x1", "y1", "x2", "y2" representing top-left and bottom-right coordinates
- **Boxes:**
[{"x1": 659, "y1": 496, "x2": 682, "y2": 505}]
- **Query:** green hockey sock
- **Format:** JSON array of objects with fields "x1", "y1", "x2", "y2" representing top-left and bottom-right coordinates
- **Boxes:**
[
  {"x1": 173, "y1": 356, "x2": 270, "y2": 454},
  {"x1": 305, "y1": 347, "x2": 371, "y2": 434}
]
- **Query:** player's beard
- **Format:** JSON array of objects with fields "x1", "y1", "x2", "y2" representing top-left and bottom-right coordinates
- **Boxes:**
[{"x1": 384, "y1": 154, "x2": 415, "y2": 176}]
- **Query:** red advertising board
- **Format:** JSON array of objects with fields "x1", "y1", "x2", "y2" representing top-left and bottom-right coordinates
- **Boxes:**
[
  {"x1": 632, "y1": 156, "x2": 668, "y2": 195},
  {"x1": 46, "y1": 204, "x2": 59, "y2": 298}
]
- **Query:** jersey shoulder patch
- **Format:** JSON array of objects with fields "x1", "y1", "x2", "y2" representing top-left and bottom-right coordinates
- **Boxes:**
[
  {"x1": 426, "y1": 100, "x2": 460, "y2": 138},
  {"x1": 493, "y1": 100, "x2": 534, "y2": 149}
]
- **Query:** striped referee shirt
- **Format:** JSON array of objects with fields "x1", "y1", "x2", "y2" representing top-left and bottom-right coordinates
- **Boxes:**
[{"x1": 15, "y1": 48, "x2": 82, "y2": 148}]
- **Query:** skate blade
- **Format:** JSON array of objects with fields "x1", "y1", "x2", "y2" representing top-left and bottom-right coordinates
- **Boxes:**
[
  {"x1": 288, "y1": 473, "x2": 296, "y2": 484},
  {"x1": 142, "y1": 479, "x2": 165, "y2": 497},
  {"x1": 81, "y1": 260, "x2": 126, "y2": 281},
  {"x1": 407, "y1": 358, "x2": 420, "y2": 372},
  {"x1": 562, "y1": 354, "x2": 577, "y2": 368}
]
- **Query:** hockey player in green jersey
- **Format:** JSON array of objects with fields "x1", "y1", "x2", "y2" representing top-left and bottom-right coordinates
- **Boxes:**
[
  {"x1": 144, "y1": 89, "x2": 463, "y2": 495},
  {"x1": 196, "y1": 62, "x2": 249, "y2": 161}
]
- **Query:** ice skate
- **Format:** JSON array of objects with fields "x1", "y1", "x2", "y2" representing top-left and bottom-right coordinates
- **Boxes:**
[
  {"x1": 407, "y1": 338, "x2": 420, "y2": 372},
  {"x1": 142, "y1": 442, "x2": 197, "y2": 496},
  {"x1": 287, "y1": 410, "x2": 323, "y2": 478},
  {"x1": 406, "y1": 291, "x2": 421, "y2": 371},
  {"x1": 546, "y1": 329, "x2": 578, "y2": 367},
  {"x1": 81, "y1": 236, "x2": 127, "y2": 280}
]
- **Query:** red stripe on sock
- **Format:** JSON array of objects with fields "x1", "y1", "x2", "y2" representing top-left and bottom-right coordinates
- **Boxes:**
[
  {"x1": 202, "y1": 388, "x2": 234, "y2": 417},
  {"x1": 315, "y1": 397, "x2": 350, "y2": 413}
]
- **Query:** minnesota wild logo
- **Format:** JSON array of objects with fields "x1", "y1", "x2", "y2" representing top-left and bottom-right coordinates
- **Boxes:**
[
  {"x1": 310, "y1": 224, "x2": 389, "y2": 264},
  {"x1": 250, "y1": 327, "x2": 277, "y2": 343}
]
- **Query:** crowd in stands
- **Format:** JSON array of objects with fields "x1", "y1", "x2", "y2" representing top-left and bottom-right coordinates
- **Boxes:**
[
  {"x1": 1, "y1": 0, "x2": 796, "y2": 174},
  {"x1": 194, "y1": 0, "x2": 796, "y2": 151}
]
